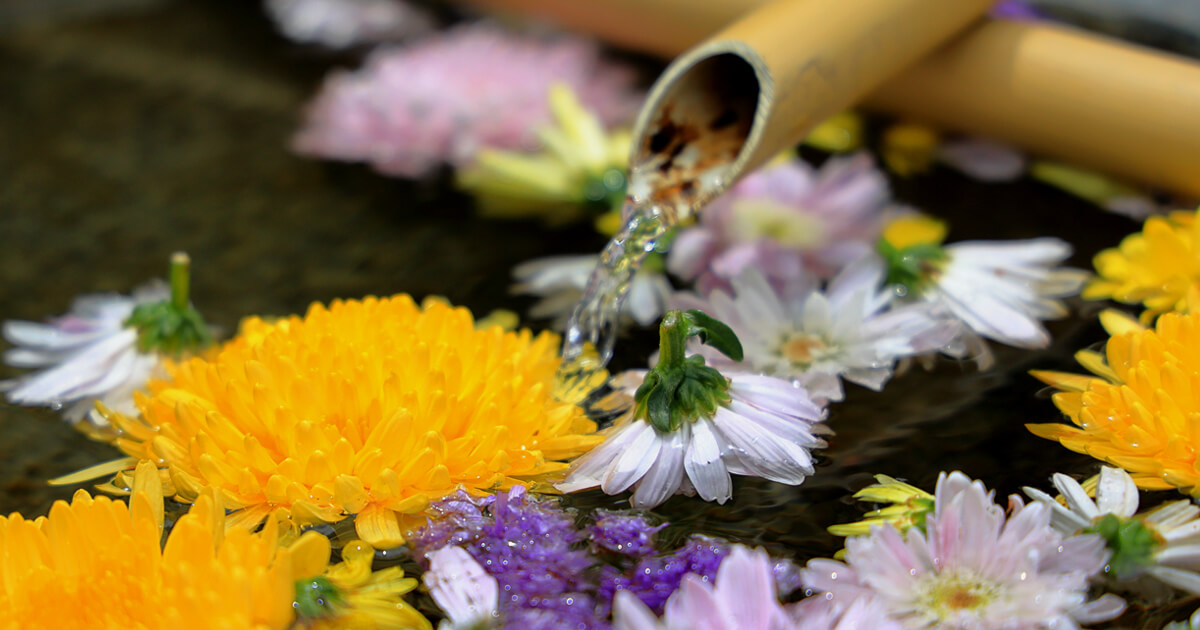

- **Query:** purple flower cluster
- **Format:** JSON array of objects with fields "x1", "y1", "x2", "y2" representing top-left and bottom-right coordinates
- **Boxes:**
[{"x1": 410, "y1": 487, "x2": 796, "y2": 629}]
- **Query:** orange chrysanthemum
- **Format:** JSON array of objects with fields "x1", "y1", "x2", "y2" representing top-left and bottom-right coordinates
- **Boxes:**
[
  {"x1": 103, "y1": 295, "x2": 602, "y2": 547},
  {"x1": 1084, "y1": 208, "x2": 1200, "y2": 323},
  {"x1": 1028, "y1": 310, "x2": 1200, "y2": 495},
  {"x1": 0, "y1": 478, "x2": 295, "y2": 629}
]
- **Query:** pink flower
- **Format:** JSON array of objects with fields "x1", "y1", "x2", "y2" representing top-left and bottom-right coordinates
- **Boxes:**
[
  {"x1": 790, "y1": 596, "x2": 905, "y2": 630},
  {"x1": 292, "y1": 23, "x2": 640, "y2": 178},
  {"x1": 614, "y1": 546, "x2": 796, "y2": 630},
  {"x1": 667, "y1": 154, "x2": 891, "y2": 294},
  {"x1": 801, "y1": 472, "x2": 1121, "y2": 629}
]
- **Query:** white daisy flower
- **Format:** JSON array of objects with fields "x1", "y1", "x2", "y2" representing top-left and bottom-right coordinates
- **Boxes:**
[
  {"x1": 558, "y1": 370, "x2": 828, "y2": 509},
  {"x1": 676, "y1": 255, "x2": 957, "y2": 402},
  {"x1": 2, "y1": 283, "x2": 167, "y2": 425},
  {"x1": 2, "y1": 253, "x2": 213, "y2": 427},
  {"x1": 879, "y1": 214, "x2": 1089, "y2": 351},
  {"x1": 424, "y1": 546, "x2": 499, "y2": 630},
  {"x1": 511, "y1": 254, "x2": 672, "y2": 330},
  {"x1": 1024, "y1": 466, "x2": 1200, "y2": 595}
]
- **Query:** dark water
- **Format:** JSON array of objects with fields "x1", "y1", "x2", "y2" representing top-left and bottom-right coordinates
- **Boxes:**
[{"x1": 0, "y1": 1, "x2": 1191, "y2": 626}]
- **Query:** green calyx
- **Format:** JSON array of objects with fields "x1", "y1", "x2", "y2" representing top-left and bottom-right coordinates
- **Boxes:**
[
  {"x1": 634, "y1": 309, "x2": 744, "y2": 433},
  {"x1": 1085, "y1": 513, "x2": 1160, "y2": 579},
  {"x1": 877, "y1": 238, "x2": 947, "y2": 298},
  {"x1": 293, "y1": 575, "x2": 345, "y2": 620},
  {"x1": 581, "y1": 167, "x2": 627, "y2": 213},
  {"x1": 124, "y1": 252, "x2": 213, "y2": 356},
  {"x1": 909, "y1": 497, "x2": 936, "y2": 534}
]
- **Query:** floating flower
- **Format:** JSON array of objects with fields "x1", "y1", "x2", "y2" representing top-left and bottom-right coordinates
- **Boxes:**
[
  {"x1": 99, "y1": 295, "x2": 601, "y2": 547},
  {"x1": 425, "y1": 546, "x2": 499, "y2": 629},
  {"x1": 676, "y1": 258, "x2": 955, "y2": 402},
  {"x1": 458, "y1": 84, "x2": 632, "y2": 227},
  {"x1": 559, "y1": 310, "x2": 828, "y2": 508},
  {"x1": 1083, "y1": 208, "x2": 1200, "y2": 322},
  {"x1": 803, "y1": 471, "x2": 1122, "y2": 629},
  {"x1": 879, "y1": 214, "x2": 1089, "y2": 350},
  {"x1": 1028, "y1": 311, "x2": 1200, "y2": 496},
  {"x1": 264, "y1": 0, "x2": 433, "y2": 48},
  {"x1": 293, "y1": 23, "x2": 639, "y2": 178},
  {"x1": 667, "y1": 154, "x2": 891, "y2": 290},
  {"x1": 1024, "y1": 466, "x2": 1200, "y2": 596},
  {"x1": 301, "y1": 537, "x2": 429, "y2": 630},
  {"x1": 2, "y1": 253, "x2": 211, "y2": 427},
  {"x1": 613, "y1": 546, "x2": 795, "y2": 630},
  {"x1": 410, "y1": 486, "x2": 746, "y2": 626},
  {"x1": 0, "y1": 463, "x2": 296, "y2": 629},
  {"x1": 827, "y1": 474, "x2": 935, "y2": 538},
  {"x1": 511, "y1": 254, "x2": 672, "y2": 330}
]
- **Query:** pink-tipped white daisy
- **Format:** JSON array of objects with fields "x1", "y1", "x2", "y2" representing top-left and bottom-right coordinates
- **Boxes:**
[
  {"x1": 558, "y1": 310, "x2": 828, "y2": 509},
  {"x1": 424, "y1": 546, "x2": 499, "y2": 630},
  {"x1": 613, "y1": 546, "x2": 796, "y2": 630},
  {"x1": 2, "y1": 253, "x2": 212, "y2": 427},
  {"x1": 511, "y1": 254, "x2": 672, "y2": 330},
  {"x1": 803, "y1": 471, "x2": 1123, "y2": 629},
  {"x1": 675, "y1": 256, "x2": 957, "y2": 403},
  {"x1": 879, "y1": 214, "x2": 1089, "y2": 351},
  {"x1": 2, "y1": 284, "x2": 165, "y2": 425},
  {"x1": 1025, "y1": 466, "x2": 1200, "y2": 596},
  {"x1": 292, "y1": 23, "x2": 639, "y2": 178},
  {"x1": 263, "y1": 0, "x2": 433, "y2": 48}
]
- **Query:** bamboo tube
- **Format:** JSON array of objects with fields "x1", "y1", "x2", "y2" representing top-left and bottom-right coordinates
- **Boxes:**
[
  {"x1": 621, "y1": 0, "x2": 993, "y2": 220},
  {"x1": 467, "y1": 0, "x2": 1200, "y2": 197},
  {"x1": 868, "y1": 21, "x2": 1200, "y2": 198}
]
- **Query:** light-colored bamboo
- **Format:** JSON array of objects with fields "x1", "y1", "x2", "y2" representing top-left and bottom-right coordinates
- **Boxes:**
[
  {"x1": 625, "y1": 0, "x2": 993, "y2": 211},
  {"x1": 466, "y1": 0, "x2": 1200, "y2": 197},
  {"x1": 868, "y1": 20, "x2": 1200, "y2": 198}
]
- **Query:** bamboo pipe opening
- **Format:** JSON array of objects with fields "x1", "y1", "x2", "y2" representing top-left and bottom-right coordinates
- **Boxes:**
[{"x1": 626, "y1": 43, "x2": 770, "y2": 222}]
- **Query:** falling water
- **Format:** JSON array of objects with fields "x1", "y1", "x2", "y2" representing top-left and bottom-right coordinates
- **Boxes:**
[{"x1": 554, "y1": 169, "x2": 730, "y2": 401}]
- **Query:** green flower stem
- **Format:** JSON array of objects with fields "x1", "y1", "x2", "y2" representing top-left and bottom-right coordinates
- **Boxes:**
[
  {"x1": 658, "y1": 310, "x2": 689, "y2": 370},
  {"x1": 633, "y1": 309, "x2": 743, "y2": 433},
  {"x1": 169, "y1": 251, "x2": 191, "y2": 311}
]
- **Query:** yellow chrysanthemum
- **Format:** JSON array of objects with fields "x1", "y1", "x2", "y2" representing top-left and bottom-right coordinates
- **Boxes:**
[
  {"x1": 0, "y1": 477, "x2": 295, "y2": 629},
  {"x1": 1028, "y1": 311, "x2": 1200, "y2": 495},
  {"x1": 103, "y1": 295, "x2": 601, "y2": 547},
  {"x1": 1084, "y1": 208, "x2": 1200, "y2": 323},
  {"x1": 881, "y1": 123, "x2": 939, "y2": 177}
]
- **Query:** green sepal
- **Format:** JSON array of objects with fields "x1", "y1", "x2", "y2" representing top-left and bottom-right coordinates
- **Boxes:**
[
  {"x1": 1084, "y1": 513, "x2": 1159, "y2": 579},
  {"x1": 682, "y1": 310, "x2": 743, "y2": 362},
  {"x1": 581, "y1": 167, "x2": 627, "y2": 214},
  {"x1": 909, "y1": 497, "x2": 936, "y2": 534},
  {"x1": 877, "y1": 238, "x2": 947, "y2": 297},
  {"x1": 293, "y1": 575, "x2": 344, "y2": 620},
  {"x1": 125, "y1": 301, "x2": 213, "y2": 356}
]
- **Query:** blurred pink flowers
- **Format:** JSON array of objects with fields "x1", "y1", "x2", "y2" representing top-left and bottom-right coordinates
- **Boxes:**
[
  {"x1": 667, "y1": 154, "x2": 891, "y2": 295},
  {"x1": 293, "y1": 23, "x2": 641, "y2": 178}
]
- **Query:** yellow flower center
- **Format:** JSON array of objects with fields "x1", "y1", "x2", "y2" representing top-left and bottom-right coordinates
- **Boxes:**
[
  {"x1": 730, "y1": 200, "x2": 827, "y2": 249},
  {"x1": 781, "y1": 332, "x2": 829, "y2": 365},
  {"x1": 917, "y1": 573, "x2": 999, "y2": 621}
]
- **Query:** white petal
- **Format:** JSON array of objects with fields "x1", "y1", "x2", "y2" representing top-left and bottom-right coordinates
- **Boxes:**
[
  {"x1": 631, "y1": 423, "x2": 688, "y2": 509},
  {"x1": 683, "y1": 418, "x2": 731, "y2": 504},
  {"x1": 1147, "y1": 566, "x2": 1200, "y2": 596},
  {"x1": 601, "y1": 422, "x2": 664, "y2": 495},
  {"x1": 1051, "y1": 473, "x2": 1101, "y2": 520},
  {"x1": 1094, "y1": 466, "x2": 1139, "y2": 517}
]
